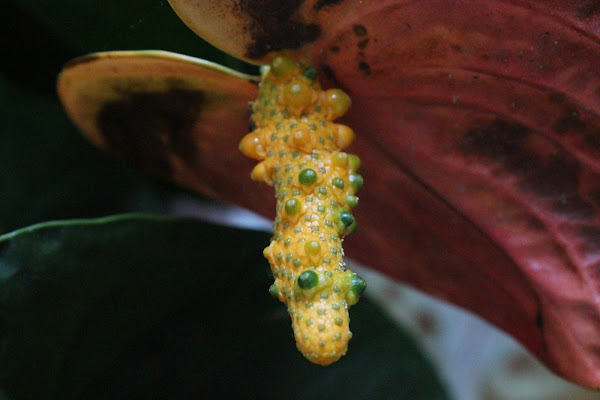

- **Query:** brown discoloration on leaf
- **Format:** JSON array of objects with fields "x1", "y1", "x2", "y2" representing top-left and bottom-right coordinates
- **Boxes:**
[
  {"x1": 319, "y1": 63, "x2": 344, "y2": 89},
  {"x1": 554, "y1": 194, "x2": 597, "y2": 220},
  {"x1": 168, "y1": 0, "x2": 389, "y2": 63},
  {"x1": 535, "y1": 310, "x2": 545, "y2": 331},
  {"x1": 97, "y1": 89, "x2": 205, "y2": 179},
  {"x1": 459, "y1": 119, "x2": 532, "y2": 173},
  {"x1": 575, "y1": 0, "x2": 600, "y2": 19},
  {"x1": 553, "y1": 111, "x2": 587, "y2": 135},
  {"x1": 358, "y1": 61, "x2": 371, "y2": 75},
  {"x1": 584, "y1": 131, "x2": 600, "y2": 151},
  {"x1": 458, "y1": 119, "x2": 598, "y2": 221},
  {"x1": 240, "y1": 0, "x2": 321, "y2": 59},
  {"x1": 579, "y1": 226, "x2": 600, "y2": 254},
  {"x1": 168, "y1": 0, "x2": 327, "y2": 63},
  {"x1": 352, "y1": 24, "x2": 367, "y2": 37},
  {"x1": 57, "y1": 50, "x2": 259, "y2": 200},
  {"x1": 312, "y1": 0, "x2": 344, "y2": 12}
]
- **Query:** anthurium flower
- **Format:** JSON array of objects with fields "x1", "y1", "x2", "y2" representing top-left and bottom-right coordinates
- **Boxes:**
[{"x1": 57, "y1": 0, "x2": 600, "y2": 387}]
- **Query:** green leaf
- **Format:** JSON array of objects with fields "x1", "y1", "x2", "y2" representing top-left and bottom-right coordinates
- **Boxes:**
[{"x1": 0, "y1": 215, "x2": 449, "y2": 399}]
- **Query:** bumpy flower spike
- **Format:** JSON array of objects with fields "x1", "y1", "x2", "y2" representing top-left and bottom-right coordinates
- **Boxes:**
[{"x1": 239, "y1": 55, "x2": 366, "y2": 365}]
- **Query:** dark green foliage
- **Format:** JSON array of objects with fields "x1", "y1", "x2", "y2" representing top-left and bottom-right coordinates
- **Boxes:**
[{"x1": 0, "y1": 216, "x2": 449, "y2": 400}]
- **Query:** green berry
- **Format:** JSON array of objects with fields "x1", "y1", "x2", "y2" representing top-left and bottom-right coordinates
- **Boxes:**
[
  {"x1": 304, "y1": 240, "x2": 321, "y2": 255},
  {"x1": 349, "y1": 173, "x2": 363, "y2": 191},
  {"x1": 284, "y1": 198, "x2": 301, "y2": 215},
  {"x1": 350, "y1": 274, "x2": 367, "y2": 297},
  {"x1": 332, "y1": 177, "x2": 345, "y2": 189},
  {"x1": 345, "y1": 195, "x2": 359, "y2": 208},
  {"x1": 271, "y1": 55, "x2": 295, "y2": 77},
  {"x1": 339, "y1": 211, "x2": 355, "y2": 227},
  {"x1": 269, "y1": 283, "x2": 279, "y2": 298},
  {"x1": 299, "y1": 168, "x2": 317, "y2": 185},
  {"x1": 332, "y1": 152, "x2": 349, "y2": 168},
  {"x1": 348, "y1": 154, "x2": 361, "y2": 172},
  {"x1": 347, "y1": 219, "x2": 358, "y2": 234},
  {"x1": 287, "y1": 82, "x2": 312, "y2": 105},
  {"x1": 327, "y1": 89, "x2": 351, "y2": 117},
  {"x1": 346, "y1": 273, "x2": 367, "y2": 305},
  {"x1": 302, "y1": 66, "x2": 317, "y2": 80},
  {"x1": 298, "y1": 270, "x2": 319, "y2": 289}
]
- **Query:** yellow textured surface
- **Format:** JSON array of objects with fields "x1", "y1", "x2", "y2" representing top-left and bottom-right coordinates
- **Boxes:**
[{"x1": 239, "y1": 57, "x2": 365, "y2": 365}]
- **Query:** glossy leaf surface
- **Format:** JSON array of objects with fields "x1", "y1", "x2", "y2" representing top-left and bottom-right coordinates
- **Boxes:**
[
  {"x1": 139, "y1": 0, "x2": 600, "y2": 386},
  {"x1": 0, "y1": 215, "x2": 448, "y2": 400}
]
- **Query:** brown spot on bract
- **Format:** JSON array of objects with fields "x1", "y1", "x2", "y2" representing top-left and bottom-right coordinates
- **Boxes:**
[
  {"x1": 583, "y1": 131, "x2": 600, "y2": 151},
  {"x1": 459, "y1": 119, "x2": 532, "y2": 173},
  {"x1": 352, "y1": 24, "x2": 367, "y2": 37},
  {"x1": 579, "y1": 226, "x2": 600, "y2": 254},
  {"x1": 248, "y1": 117, "x2": 256, "y2": 133},
  {"x1": 313, "y1": 0, "x2": 344, "y2": 11},
  {"x1": 240, "y1": 0, "x2": 321, "y2": 59},
  {"x1": 575, "y1": 0, "x2": 600, "y2": 19},
  {"x1": 320, "y1": 63, "x2": 343, "y2": 88},
  {"x1": 459, "y1": 119, "x2": 596, "y2": 219},
  {"x1": 553, "y1": 194, "x2": 596, "y2": 219},
  {"x1": 97, "y1": 88, "x2": 205, "y2": 179},
  {"x1": 548, "y1": 92, "x2": 566, "y2": 104},
  {"x1": 357, "y1": 38, "x2": 369, "y2": 50},
  {"x1": 358, "y1": 61, "x2": 371, "y2": 75},
  {"x1": 535, "y1": 310, "x2": 544, "y2": 330},
  {"x1": 523, "y1": 154, "x2": 581, "y2": 201},
  {"x1": 519, "y1": 153, "x2": 595, "y2": 219},
  {"x1": 592, "y1": 188, "x2": 600, "y2": 208},
  {"x1": 553, "y1": 111, "x2": 587, "y2": 134}
]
